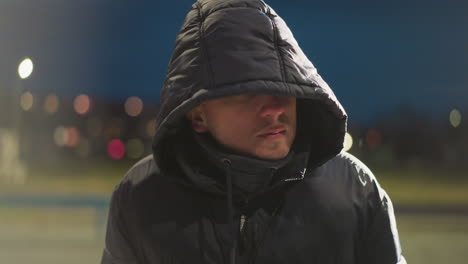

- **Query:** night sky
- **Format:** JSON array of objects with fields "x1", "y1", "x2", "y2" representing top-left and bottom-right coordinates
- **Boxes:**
[{"x1": 1, "y1": 0, "x2": 467, "y2": 123}]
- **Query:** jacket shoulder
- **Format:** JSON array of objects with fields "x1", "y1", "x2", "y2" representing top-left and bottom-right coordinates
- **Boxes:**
[
  {"x1": 110, "y1": 155, "x2": 169, "y2": 219},
  {"x1": 318, "y1": 152, "x2": 386, "y2": 199},
  {"x1": 320, "y1": 151, "x2": 373, "y2": 176},
  {"x1": 111, "y1": 155, "x2": 162, "y2": 202},
  {"x1": 120, "y1": 154, "x2": 160, "y2": 187},
  {"x1": 113, "y1": 154, "x2": 187, "y2": 207},
  {"x1": 324, "y1": 151, "x2": 373, "y2": 176}
]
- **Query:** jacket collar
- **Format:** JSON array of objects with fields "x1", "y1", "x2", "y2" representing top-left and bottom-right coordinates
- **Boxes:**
[{"x1": 174, "y1": 129, "x2": 309, "y2": 198}]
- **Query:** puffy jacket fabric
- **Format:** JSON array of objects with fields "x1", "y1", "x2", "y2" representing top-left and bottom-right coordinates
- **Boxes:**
[
  {"x1": 102, "y1": 0, "x2": 406, "y2": 263},
  {"x1": 102, "y1": 153, "x2": 406, "y2": 264}
]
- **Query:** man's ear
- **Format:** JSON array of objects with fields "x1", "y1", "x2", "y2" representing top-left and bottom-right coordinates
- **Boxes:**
[{"x1": 187, "y1": 107, "x2": 209, "y2": 133}]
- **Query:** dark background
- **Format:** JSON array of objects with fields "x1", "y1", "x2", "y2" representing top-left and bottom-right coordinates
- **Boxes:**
[
  {"x1": 1, "y1": 0, "x2": 467, "y2": 123},
  {"x1": 1, "y1": 0, "x2": 467, "y2": 170}
]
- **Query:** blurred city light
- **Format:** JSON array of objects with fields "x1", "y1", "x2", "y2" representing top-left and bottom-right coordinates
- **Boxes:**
[
  {"x1": 126, "y1": 138, "x2": 145, "y2": 159},
  {"x1": 343, "y1": 132, "x2": 353, "y2": 152},
  {"x1": 449, "y1": 109, "x2": 462, "y2": 128},
  {"x1": 0, "y1": 129, "x2": 27, "y2": 184},
  {"x1": 146, "y1": 119, "x2": 157, "y2": 138},
  {"x1": 87, "y1": 118, "x2": 103, "y2": 138},
  {"x1": 66, "y1": 127, "x2": 80, "y2": 147},
  {"x1": 18, "y1": 57, "x2": 34, "y2": 79},
  {"x1": 73, "y1": 94, "x2": 91, "y2": 115},
  {"x1": 75, "y1": 137, "x2": 90, "y2": 158},
  {"x1": 53, "y1": 126, "x2": 68, "y2": 147},
  {"x1": 366, "y1": 129, "x2": 382, "y2": 148},
  {"x1": 107, "y1": 139, "x2": 125, "y2": 160},
  {"x1": 44, "y1": 94, "x2": 59, "y2": 115},
  {"x1": 20, "y1": 92, "x2": 34, "y2": 111},
  {"x1": 124, "y1": 96, "x2": 144, "y2": 117}
]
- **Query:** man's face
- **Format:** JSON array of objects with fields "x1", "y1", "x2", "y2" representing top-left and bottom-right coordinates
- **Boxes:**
[{"x1": 189, "y1": 94, "x2": 296, "y2": 160}]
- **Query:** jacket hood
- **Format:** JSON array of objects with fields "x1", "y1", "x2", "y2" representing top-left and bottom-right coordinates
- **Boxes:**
[{"x1": 152, "y1": 0, "x2": 347, "y2": 171}]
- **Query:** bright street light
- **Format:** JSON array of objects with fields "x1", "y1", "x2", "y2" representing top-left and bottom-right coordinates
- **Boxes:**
[{"x1": 18, "y1": 58, "x2": 34, "y2": 79}]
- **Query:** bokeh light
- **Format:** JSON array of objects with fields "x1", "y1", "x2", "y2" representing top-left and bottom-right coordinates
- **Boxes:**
[
  {"x1": 449, "y1": 109, "x2": 462, "y2": 128},
  {"x1": 73, "y1": 94, "x2": 91, "y2": 115},
  {"x1": 53, "y1": 126, "x2": 68, "y2": 147},
  {"x1": 107, "y1": 139, "x2": 125, "y2": 160},
  {"x1": 53, "y1": 126, "x2": 80, "y2": 147},
  {"x1": 20, "y1": 92, "x2": 34, "y2": 111},
  {"x1": 126, "y1": 138, "x2": 145, "y2": 159},
  {"x1": 44, "y1": 93, "x2": 59, "y2": 114},
  {"x1": 343, "y1": 132, "x2": 353, "y2": 152},
  {"x1": 18, "y1": 57, "x2": 34, "y2": 79},
  {"x1": 146, "y1": 119, "x2": 157, "y2": 138},
  {"x1": 66, "y1": 127, "x2": 80, "y2": 147},
  {"x1": 366, "y1": 129, "x2": 382, "y2": 148},
  {"x1": 124, "y1": 96, "x2": 144, "y2": 117}
]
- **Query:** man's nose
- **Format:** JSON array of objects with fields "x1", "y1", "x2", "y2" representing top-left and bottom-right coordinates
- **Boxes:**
[{"x1": 258, "y1": 95, "x2": 287, "y2": 118}]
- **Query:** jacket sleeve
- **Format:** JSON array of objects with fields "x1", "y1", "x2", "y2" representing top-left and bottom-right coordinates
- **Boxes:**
[
  {"x1": 360, "y1": 183, "x2": 407, "y2": 264},
  {"x1": 101, "y1": 184, "x2": 139, "y2": 264},
  {"x1": 345, "y1": 152, "x2": 406, "y2": 264}
]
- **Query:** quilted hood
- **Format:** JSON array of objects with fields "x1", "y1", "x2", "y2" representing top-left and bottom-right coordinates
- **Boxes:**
[{"x1": 152, "y1": 0, "x2": 347, "y2": 170}]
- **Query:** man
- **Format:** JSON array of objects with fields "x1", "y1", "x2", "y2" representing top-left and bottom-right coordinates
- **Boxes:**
[{"x1": 102, "y1": 0, "x2": 406, "y2": 263}]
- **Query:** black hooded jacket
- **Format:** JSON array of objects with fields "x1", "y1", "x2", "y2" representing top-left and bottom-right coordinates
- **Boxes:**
[{"x1": 102, "y1": 0, "x2": 406, "y2": 263}]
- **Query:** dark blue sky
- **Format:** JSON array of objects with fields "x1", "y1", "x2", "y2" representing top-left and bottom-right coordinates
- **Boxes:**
[{"x1": 1, "y1": 0, "x2": 467, "y2": 123}]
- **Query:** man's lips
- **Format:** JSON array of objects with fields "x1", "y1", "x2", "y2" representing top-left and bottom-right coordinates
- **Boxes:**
[{"x1": 257, "y1": 126, "x2": 287, "y2": 138}]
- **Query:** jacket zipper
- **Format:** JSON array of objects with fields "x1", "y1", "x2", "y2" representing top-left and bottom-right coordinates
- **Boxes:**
[{"x1": 240, "y1": 214, "x2": 246, "y2": 232}]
